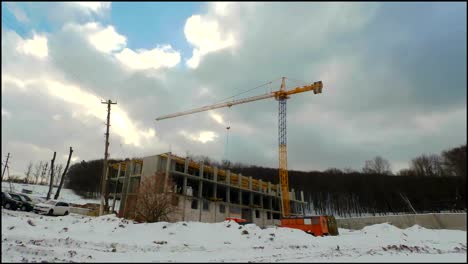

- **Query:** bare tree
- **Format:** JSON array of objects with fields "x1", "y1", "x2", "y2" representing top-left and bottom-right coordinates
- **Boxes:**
[
  {"x1": 441, "y1": 144, "x2": 466, "y2": 178},
  {"x1": 54, "y1": 164, "x2": 63, "y2": 186},
  {"x1": 135, "y1": 172, "x2": 179, "y2": 223},
  {"x1": 40, "y1": 162, "x2": 49, "y2": 185},
  {"x1": 33, "y1": 161, "x2": 43, "y2": 184},
  {"x1": 47, "y1": 152, "x2": 57, "y2": 200},
  {"x1": 397, "y1": 168, "x2": 417, "y2": 177},
  {"x1": 411, "y1": 154, "x2": 444, "y2": 177},
  {"x1": 362, "y1": 156, "x2": 392, "y2": 175},
  {"x1": 324, "y1": 168, "x2": 343, "y2": 174},
  {"x1": 24, "y1": 161, "x2": 33, "y2": 183}
]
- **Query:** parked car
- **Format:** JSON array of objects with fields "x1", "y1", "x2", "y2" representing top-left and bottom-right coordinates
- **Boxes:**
[
  {"x1": 2, "y1": 192, "x2": 22, "y2": 210},
  {"x1": 18, "y1": 193, "x2": 45, "y2": 205},
  {"x1": 9, "y1": 193, "x2": 34, "y2": 212},
  {"x1": 33, "y1": 200, "x2": 71, "y2": 216}
]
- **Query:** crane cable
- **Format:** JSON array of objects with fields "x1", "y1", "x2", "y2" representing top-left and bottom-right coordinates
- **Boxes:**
[
  {"x1": 213, "y1": 77, "x2": 283, "y2": 105},
  {"x1": 224, "y1": 106, "x2": 232, "y2": 163}
]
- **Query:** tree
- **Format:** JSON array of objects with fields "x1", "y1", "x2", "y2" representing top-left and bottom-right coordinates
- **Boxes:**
[
  {"x1": 24, "y1": 161, "x2": 33, "y2": 183},
  {"x1": 362, "y1": 156, "x2": 392, "y2": 175},
  {"x1": 33, "y1": 161, "x2": 43, "y2": 184},
  {"x1": 410, "y1": 154, "x2": 444, "y2": 177},
  {"x1": 398, "y1": 168, "x2": 417, "y2": 177},
  {"x1": 47, "y1": 151, "x2": 57, "y2": 200},
  {"x1": 40, "y1": 162, "x2": 49, "y2": 185},
  {"x1": 54, "y1": 164, "x2": 63, "y2": 186},
  {"x1": 324, "y1": 168, "x2": 343, "y2": 174},
  {"x1": 135, "y1": 172, "x2": 179, "y2": 223},
  {"x1": 441, "y1": 144, "x2": 466, "y2": 178}
]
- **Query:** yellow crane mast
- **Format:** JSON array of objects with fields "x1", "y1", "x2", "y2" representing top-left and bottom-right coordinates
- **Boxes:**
[{"x1": 156, "y1": 77, "x2": 323, "y2": 217}]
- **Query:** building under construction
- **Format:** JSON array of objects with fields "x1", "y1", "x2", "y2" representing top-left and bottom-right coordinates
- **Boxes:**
[{"x1": 107, "y1": 152, "x2": 307, "y2": 227}]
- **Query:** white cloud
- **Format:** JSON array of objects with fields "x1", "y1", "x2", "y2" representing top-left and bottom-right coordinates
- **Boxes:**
[
  {"x1": 2, "y1": 108, "x2": 12, "y2": 119},
  {"x1": 65, "y1": 22, "x2": 126, "y2": 53},
  {"x1": 213, "y1": 2, "x2": 235, "y2": 16},
  {"x1": 184, "y1": 15, "x2": 235, "y2": 68},
  {"x1": 64, "y1": 22, "x2": 180, "y2": 70},
  {"x1": 73, "y1": 2, "x2": 111, "y2": 14},
  {"x1": 2, "y1": 73, "x2": 157, "y2": 147},
  {"x1": 5, "y1": 2, "x2": 29, "y2": 23},
  {"x1": 16, "y1": 33, "x2": 48, "y2": 59},
  {"x1": 209, "y1": 112, "x2": 224, "y2": 125},
  {"x1": 179, "y1": 130, "x2": 219, "y2": 143},
  {"x1": 2, "y1": 74, "x2": 31, "y2": 92},
  {"x1": 52, "y1": 114, "x2": 62, "y2": 121},
  {"x1": 88, "y1": 24, "x2": 126, "y2": 53},
  {"x1": 115, "y1": 45, "x2": 181, "y2": 70}
]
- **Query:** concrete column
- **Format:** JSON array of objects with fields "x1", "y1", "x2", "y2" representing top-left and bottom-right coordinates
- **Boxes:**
[
  {"x1": 184, "y1": 157, "x2": 189, "y2": 173},
  {"x1": 164, "y1": 153, "x2": 171, "y2": 192},
  {"x1": 213, "y1": 183, "x2": 217, "y2": 200},
  {"x1": 226, "y1": 187, "x2": 231, "y2": 203},
  {"x1": 269, "y1": 196, "x2": 273, "y2": 211},
  {"x1": 199, "y1": 162, "x2": 204, "y2": 178},
  {"x1": 213, "y1": 167, "x2": 218, "y2": 182},
  {"x1": 238, "y1": 174, "x2": 242, "y2": 187},
  {"x1": 301, "y1": 191, "x2": 304, "y2": 202},
  {"x1": 182, "y1": 176, "x2": 187, "y2": 195},
  {"x1": 198, "y1": 180, "x2": 203, "y2": 198},
  {"x1": 226, "y1": 170, "x2": 231, "y2": 185},
  {"x1": 121, "y1": 162, "x2": 133, "y2": 218},
  {"x1": 111, "y1": 163, "x2": 121, "y2": 212},
  {"x1": 239, "y1": 190, "x2": 242, "y2": 205},
  {"x1": 267, "y1": 182, "x2": 272, "y2": 194},
  {"x1": 248, "y1": 176, "x2": 252, "y2": 190},
  {"x1": 259, "y1": 180, "x2": 263, "y2": 193}
]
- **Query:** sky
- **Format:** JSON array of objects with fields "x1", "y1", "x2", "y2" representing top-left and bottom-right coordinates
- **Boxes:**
[{"x1": 1, "y1": 2, "x2": 467, "y2": 177}]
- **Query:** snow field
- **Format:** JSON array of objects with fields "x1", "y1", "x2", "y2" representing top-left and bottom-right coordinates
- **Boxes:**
[{"x1": 1, "y1": 208, "x2": 466, "y2": 262}]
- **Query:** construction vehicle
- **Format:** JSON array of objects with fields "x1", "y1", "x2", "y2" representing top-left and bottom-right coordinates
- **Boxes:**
[
  {"x1": 280, "y1": 215, "x2": 339, "y2": 236},
  {"x1": 156, "y1": 77, "x2": 336, "y2": 235}
]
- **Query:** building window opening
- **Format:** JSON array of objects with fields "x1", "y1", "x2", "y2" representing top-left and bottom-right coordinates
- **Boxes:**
[
  {"x1": 203, "y1": 200, "x2": 209, "y2": 211},
  {"x1": 191, "y1": 199, "x2": 198, "y2": 209}
]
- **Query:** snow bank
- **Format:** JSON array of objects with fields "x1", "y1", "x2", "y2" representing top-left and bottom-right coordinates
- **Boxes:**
[{"x1": 1, "y1": 209, "x2": 466, "y2": 262}]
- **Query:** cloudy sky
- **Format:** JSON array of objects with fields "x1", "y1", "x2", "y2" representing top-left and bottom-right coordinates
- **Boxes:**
[{"x1": 1, "y1": 2, "x2": 466, "y2": 177}]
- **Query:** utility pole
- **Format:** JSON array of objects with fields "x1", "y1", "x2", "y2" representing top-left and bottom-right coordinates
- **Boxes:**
[
  {"x1": 46, "y1": 152, "x2": 57, "y2": 200},
  {"x1": 100, "y1": 99, "x2": 117, "y2": 216},
  {"x1": 2, "y1": 153, "x2": 10, "y2": 181}
]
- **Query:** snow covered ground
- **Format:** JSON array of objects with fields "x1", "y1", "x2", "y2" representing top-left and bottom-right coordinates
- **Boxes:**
[
  {"x1": 1, "y1": 209, "x2": 466, "y2": 262},
  {"x1": 1, "y1": 182, "x2": 101, "y2": 205}
]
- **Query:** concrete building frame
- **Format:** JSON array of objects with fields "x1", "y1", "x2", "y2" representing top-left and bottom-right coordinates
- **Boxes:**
[{"x1": 108, "y1": 152, "x2": 307, "y2": 227}]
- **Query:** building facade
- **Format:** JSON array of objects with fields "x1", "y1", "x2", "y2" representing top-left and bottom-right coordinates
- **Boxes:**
[{"x1": 108, "y1": 152, "x2": 307, "y2": 227}]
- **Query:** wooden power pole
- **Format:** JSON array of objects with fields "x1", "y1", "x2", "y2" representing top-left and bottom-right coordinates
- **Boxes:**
[
  {"x1": 1, "y1": 153, "x2": 10, "y2": 181},
  {"x1": 47, "y1": 152, "x2": 57, "y2": 200},
  {"x1": 100, "y1": 99, "x2": 117, "y2": 216}
]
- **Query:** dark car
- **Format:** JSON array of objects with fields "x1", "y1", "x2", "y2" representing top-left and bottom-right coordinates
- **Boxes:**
[
  {"x1": 1, "y1": 192, "x2": 22, "y2": 210},
  {"x1": 9, "y1": 193, "x2": 34, "y2": 212}
]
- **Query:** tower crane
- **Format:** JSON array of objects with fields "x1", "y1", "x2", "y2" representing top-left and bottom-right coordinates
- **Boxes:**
[{"x1": 156, "y1": 77, "x2": 323, "y2": 217}]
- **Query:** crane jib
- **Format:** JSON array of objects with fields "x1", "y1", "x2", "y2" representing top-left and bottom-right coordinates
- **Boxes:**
[{"x1": 154, "y1": 78, "x2": 323, "y2": 218}]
